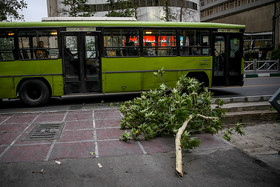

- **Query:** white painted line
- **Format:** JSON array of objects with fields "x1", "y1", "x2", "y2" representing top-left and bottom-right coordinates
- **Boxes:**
[
  {"x1": 11, "y1": 142, "x2": 52, "y2": 146},
  {"x1": 137, "y1": 141, "x2": 147, "y2": 155},
  {"x1": 44, "y1": 111, "x2": 68, "y2": 161},
  {"x1": 92, "y1": 110, "x2": 99, "y2": 158},
  {"x1": 62, "y1": 111, "x2": 69, "y2": 122},
  {"x1": 44, "y1": 140, "x2": 56, "y2": 161},
  {"x1": 55, "y1": 140, "x2": 95, "y2": 144},
  {"x1": 0, "y1": 113, "x2": 41, "y2": 159},
  {"x1": 64, "y1": 128, "x2": 94, "y2": 132},
  {"x1": 0, "y1": 114, "x2": 15, "y2": 125},
  {"x1": 95, "y1": 127, "x2": 120, "y2": 130},
  {"x1": 95, "y1": 142, "x2": 99, "y2": 158}
]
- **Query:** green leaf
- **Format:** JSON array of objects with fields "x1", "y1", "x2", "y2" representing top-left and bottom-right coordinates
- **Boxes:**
[{"x1": 90, "y1": 152, "x2": 95, "y2": 155}]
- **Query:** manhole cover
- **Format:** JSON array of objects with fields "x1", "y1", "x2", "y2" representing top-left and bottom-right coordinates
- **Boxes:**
[{"x1": 23, "y1": 123, "x2": 65, "y2": 141}]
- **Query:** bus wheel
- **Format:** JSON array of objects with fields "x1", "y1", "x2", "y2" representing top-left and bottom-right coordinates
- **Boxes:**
[
  {"x1": 19, "y1": 79, "x2": 50, "y2": 106},
  {"x1": 187, "y1": 73, "x2": 208, "y2": 88}
]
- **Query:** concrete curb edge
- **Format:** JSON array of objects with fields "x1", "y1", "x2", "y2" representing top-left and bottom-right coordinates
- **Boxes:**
[
  {"x1": 212, "y1": 95, "x2": 272, "y2": 104},
  {"x1": 245, "y1": 73, "x2": 280, "y2": 78}
]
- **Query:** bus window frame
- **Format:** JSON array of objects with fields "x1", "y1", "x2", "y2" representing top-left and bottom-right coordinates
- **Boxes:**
[
  {"x1": 102, "y1": 27, "x2": 141, "y2": 58},
  {"x1": 0, "y1": 29, "x2": 18, "y2": 61},
  {"x1": 101, "y1": 27, "x2": 213, "y2": 58},
  {"x1": 4, "y1": 27, "x2": 63, "y2": 61},
  {"x1": 142, "y1": 27, "x2": 178, "y2": 57},
  {"x1": 18, "y1": 28, "x2": 61, "y2": 60},
  {"x1": 179, "y1": 28, "x2": 211, "y2": 56}
]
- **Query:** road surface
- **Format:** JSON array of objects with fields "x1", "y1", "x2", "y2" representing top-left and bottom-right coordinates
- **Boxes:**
[
  {"x1": 0, "y1": 77, "x2": 279, "y2": 109},
  {"x1": 211, "y1": 77, "x2": 280, "y2": 98}
]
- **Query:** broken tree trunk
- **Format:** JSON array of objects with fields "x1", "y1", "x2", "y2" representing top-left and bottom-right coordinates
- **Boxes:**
[
  {"x1": 175, "y1": 115, "x2": 193, "y2": 178},
  {"x1": 175, "y1": 114, "x2": 217, "y2": 179}
]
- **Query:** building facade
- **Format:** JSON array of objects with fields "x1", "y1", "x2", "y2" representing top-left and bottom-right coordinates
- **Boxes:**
[
  {"x1": 47, "y1": 0, "x2": 200, "y2": 22},
  {"x1": 200, "y1": 0, "x2": 280, "y2": 60}
]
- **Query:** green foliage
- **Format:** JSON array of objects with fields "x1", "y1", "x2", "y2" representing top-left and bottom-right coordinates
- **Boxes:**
[
  {"x1": 60, "y1": 0, "x2": 94, "y2": 17},
  {"x1": 0, "y1": 0, "x2": 27, "y2": 21},
  {"x1": 271, "y1": 48, "x2": 280, "y2": 60},
  {"x1": 106, "y1": 0, "x2": 137, "y2": 17},
  {"x1": 223, "y1": 123, "x2": 245, "y2": 141},
  {"x1": 119, "y1": 68, "x2": 227, "y2": 149}
]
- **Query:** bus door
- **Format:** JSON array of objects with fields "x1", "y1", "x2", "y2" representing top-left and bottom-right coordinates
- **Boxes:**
[
  {"x1": 62, "y1": 32, "x2": 101, "y2": 94},
  {"x1": 213, "y1": 33, "x2": 243, "y2": 86}
]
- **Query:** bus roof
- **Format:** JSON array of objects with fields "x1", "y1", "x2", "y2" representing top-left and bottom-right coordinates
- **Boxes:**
[{"x1": 0, "y1": 21, "x2": 245, "y2": 30}]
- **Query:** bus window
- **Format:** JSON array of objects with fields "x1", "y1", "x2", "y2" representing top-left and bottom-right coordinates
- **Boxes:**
[
  {"x1": 143, "y1": 29, "x2": 177, "y2": 56},
  {"x1": 18, "y1": 29, "x2": 59, "y2": 60},
  {"x1": 180, "y1": 30, "x2": 210, "y2": 56},
  {"x1": 214, "y1": 36, "x2": 225, "y2": 76},
  {"x1": 230, "y1": 38, "x2": 241, "y2": 58},
  {"x1": 103, "y1": 28, "x2": 139, "y2": 57},
  {"x1": 0, "y1": 31, "x2": 15, "y2": 61}
]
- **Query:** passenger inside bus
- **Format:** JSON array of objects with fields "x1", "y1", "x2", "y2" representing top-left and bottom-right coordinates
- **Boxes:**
[
  {"x1": 35, "y1": 41, "x2": 49, "y2": 59},
  {"x1": 126, "y1": 41, "x2": 136, "y2": 56},
  {"x1": 144, "y1": 42, "x2": 155, "y2": 56}
]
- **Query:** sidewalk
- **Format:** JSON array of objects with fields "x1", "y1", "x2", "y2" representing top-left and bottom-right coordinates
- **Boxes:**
[{"x1": 0, "y1": 105, "x2": 280, "y2": 186}]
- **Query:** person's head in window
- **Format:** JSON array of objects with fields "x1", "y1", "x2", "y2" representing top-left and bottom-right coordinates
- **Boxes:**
[
  {"x1": 39, "y1": 41, "x2": 44, "y2": 48},
  {"x1": 36, "y1": 41, "x2": 48, "y2": 59}
]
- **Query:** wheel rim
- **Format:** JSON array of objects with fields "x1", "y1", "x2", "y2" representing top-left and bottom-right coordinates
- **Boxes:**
[{"x1": 26, "y1": 84, "x2": 41, "y2": 100}]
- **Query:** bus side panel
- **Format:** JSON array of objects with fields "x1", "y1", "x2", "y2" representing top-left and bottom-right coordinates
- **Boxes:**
[
  {"x1": 13, "y1": 75, "x2": 64, "y2": 97},
  {"x1": 0, "y1": 60, "x2": 62, "y2": 77},
  {"x1": 142, "y1": 71, "x2": 178, "y2": 90},
  {"x1": 0, "y1": 78, "x2": 16, "y2": 98},
  {"x1": 0, "y1": 59, "x2": 63, "y2": 99},
  {"x1": 103, "y1": 73, "x2": 141, "y2": 92},
  {"x1": 101, "y1": 56, "x2": 212, "y2": 93},
  {"x1": 50, "y1": 76, "x2": 64, "y2": 96},
  {"x1": 41, "y1": 76, "x2": 64, "y2": 96}
]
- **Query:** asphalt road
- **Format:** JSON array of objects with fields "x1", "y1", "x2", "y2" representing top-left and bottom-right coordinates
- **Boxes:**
[
  {"x1": 0, "y1": 77, "x2": 279, "y2": 109},
  {"x1": 210, "y1": 77, "x2": 280, "y2": 98}
]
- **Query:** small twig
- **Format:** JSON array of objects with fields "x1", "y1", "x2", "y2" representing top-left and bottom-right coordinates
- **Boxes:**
[{"x1": 32, "y1": 168, "x2": 44, "y2": 174}]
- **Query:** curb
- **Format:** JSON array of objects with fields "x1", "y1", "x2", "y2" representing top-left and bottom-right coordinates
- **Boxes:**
[
  {"x1": 212, "y1": 95, "x2": 272, "y2": 104},
  {"x1": 245, "y1": 73, "x2": 280, "y2": 78}
]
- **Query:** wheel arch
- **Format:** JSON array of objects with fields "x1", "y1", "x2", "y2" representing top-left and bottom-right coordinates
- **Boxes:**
[{"x1": 16, "y1": 77, "x2": 52, "y2": 97}]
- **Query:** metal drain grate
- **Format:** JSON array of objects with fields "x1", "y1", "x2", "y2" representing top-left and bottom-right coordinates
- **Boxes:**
[{"x1": 23, "y1": 123, "x2": 65, "y2": 141}]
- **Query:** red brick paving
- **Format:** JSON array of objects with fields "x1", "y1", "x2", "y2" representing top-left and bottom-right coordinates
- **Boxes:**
[
  {"x1": 34, "y1": 113, "x2": 66, "y2": 123},
  {"x1": 0, "y1": 107, "x2": 225, "y2": 163},
  {"x1": 0, "y1": 132, "x2": 21, "y2": 145},
  {"x1": 96, "y1": 128, "x2": 125, "y2": 140},
  {"x1": 65, "y1": 111, "x2": 92, "y2": 121},
  {"x1": 3, "y1": 114, "x2": 37, "y2": 124},
  {"x1": 95, "y1": 119, "x2": 121, "y2": 128},
  {"x1": 58, "y1": 130, "x2": 94, "y2": 142},
  {"x1": 0, "y1": 114, "x2": 13, "y2": 123},
  {"x1": 64, "y1": 120, "x2": 93, "y2": 130},
  {"x1": 0, "y1": 123, "x2": 29, "y2": 133},
  {"x1": 1, "y1": 144, "x2": 51, "y2": 162},
  {"x1": 49, "y1": 142, "x2": 96, "y2": 160}
]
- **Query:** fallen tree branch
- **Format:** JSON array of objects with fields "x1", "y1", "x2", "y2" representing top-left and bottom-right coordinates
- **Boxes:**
[
  {"x1": 175, "y1": 115, "x2": 193, "y2": 178},
  {"x1": 175, "y1": 114, "x2": 218, "y2": 179}
]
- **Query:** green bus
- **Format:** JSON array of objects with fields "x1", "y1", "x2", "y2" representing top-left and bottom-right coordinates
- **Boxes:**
[{"x1": 0, "y1": 21, "x2": 245, "y2": 106}]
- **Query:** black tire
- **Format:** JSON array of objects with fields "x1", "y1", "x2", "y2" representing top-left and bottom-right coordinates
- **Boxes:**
[{"x1": 19, "y1": 79, "x2": 50, "y2": 106}]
